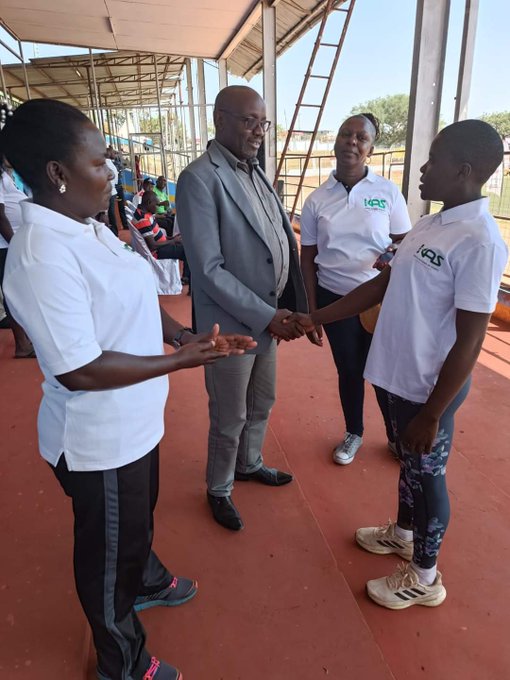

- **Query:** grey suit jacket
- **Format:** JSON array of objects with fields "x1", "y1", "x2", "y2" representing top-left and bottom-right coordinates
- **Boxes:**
[{"x1": 176, "y1": 142, "x2": 308, "y2": 353}]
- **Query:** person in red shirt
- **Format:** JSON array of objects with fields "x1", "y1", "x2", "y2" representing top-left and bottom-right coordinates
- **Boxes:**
[
  {"x1": 134, "y1": 153, "x2": 142, "y2": 190},
  {"x1": 132, "y1": 190, "x2": 190, "y2": 284}
]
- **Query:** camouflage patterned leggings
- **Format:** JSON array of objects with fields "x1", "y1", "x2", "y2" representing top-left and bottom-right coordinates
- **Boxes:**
[{"x1": 375, "y1": 380, "x2": 471, "y2": 568}]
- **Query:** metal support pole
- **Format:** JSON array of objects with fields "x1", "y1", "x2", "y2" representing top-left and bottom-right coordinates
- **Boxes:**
[
  {"x1": 454, "y1": 0, "x2": 479, "y2": 122},
  {"x1": 178, "y1": 81, "x2": 188, "y2": 172},
  {"x1": 18, "y1": 41, "x2": 31, "y2": 100},
  {"x1": 218, "y1": 59, "x2": 228, "y2": 90},
  {"x1": 196, "y1": 58, "x2": 208, "y2": 152},
  {"x1": 96, "y1": 83, "x2": 105, "y2": 136},
  {"x1": 178, "y1": 80, "x2": 187, "y2": 151},
  {"x1": 153, "y1": 54, "x2": 168, "y2": 178},
  {"x1": 185, "y1": 59, "x2": 198, "y2": 160},
  {"x1": 98, "y1": 87, "x2": 106, "y2": 137},
  {"x1": 0, "y1": 60, "x2": 9, "y2": 104},
  {"x1": 262, "y1": 0, "x2": 277, "y2": 183},
  {"x1": 106, "y1": 107, "x2": 113, "y2": 142},
  {"x1": 89, "y1": 49, "x2": 102, "y2": 131},
  {"x1": 402, "y1": 0, "x2": 450, "y2": 223},
  {"x1": 86, "y1": 68, "x2": 97, "y2": 127},
  {"x1": 111, "y1": 109, "x2": 119, "y2": 146}
]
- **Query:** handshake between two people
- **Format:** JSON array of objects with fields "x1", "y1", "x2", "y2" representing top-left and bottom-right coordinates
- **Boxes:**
[
  {"x1": 173, "y1": 310, "x2": 321, "y2": 372},
  {"x1": 268, "y1": 309, "x2": 322, "y2": 347}
]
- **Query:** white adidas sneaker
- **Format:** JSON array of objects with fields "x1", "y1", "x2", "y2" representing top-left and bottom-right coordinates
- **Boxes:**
[
  {"x1": 356, "y1": 521, "x2": 413, "y2": 561},
  {"x1": 333, "y1": 433, "x2": 362, "y2": 465},
  {"x1": 366, "y1": 562, "x2": 447, "y2": 610}
]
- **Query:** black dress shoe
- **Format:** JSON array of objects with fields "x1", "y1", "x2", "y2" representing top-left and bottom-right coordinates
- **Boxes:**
[
  {"x1": 207, "y1": 492, "x2": 244, "y2": 531},
  {"x1": 234, "y1": 465, "x2": 293, "y2": 486}
]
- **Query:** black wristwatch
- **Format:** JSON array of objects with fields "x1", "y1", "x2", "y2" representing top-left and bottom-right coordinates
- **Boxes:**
[{"x1": 171, "y1": 327, "x2": 194, "y2": 349}]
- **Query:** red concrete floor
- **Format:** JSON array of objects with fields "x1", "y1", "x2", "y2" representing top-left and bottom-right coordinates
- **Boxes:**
[{"x1": 1, "y1": 292, "x2": 509, "y2": 680}]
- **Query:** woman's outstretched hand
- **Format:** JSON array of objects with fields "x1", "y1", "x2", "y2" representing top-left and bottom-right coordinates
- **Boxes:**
[
  {"x1": 173, "y1": 338, "x2": 227, "y2": 368},
  {"x1": 183, "y1": 323, "x2": 258, "y2": 355}
]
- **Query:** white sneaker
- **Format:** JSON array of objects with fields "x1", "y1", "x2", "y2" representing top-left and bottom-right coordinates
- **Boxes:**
[
  {"x1": 355, "y1": 521, "x2": 413, "y2": 561},
  {"x1": 366, "y1": 562, "x2": 446, "y2": 610},
  {"x1": 333, "y1": 433, "x2": 362, "y2": 465}
]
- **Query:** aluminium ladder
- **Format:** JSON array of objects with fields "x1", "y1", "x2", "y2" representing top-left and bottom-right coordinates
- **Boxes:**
[{"x1": 274, "y1": 0, "x2": 357, "y2": 223}]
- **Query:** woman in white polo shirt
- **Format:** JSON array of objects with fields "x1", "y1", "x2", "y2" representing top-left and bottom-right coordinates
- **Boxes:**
[
  {"x1": 300, "y1": 113, "x2": 411, "y2": 465},
  {"x1": 1, "y1": 99, "x2": 256, "y2": 680},
  {"x1": 289, "y1": 119, "x2": 508, "y2": 610}
]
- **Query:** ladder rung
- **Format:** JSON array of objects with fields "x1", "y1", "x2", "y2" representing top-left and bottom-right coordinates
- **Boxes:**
[
  {"x1": 298, "y1": 103, "x2": 321, "y2": 108},
  {"x1": 334, "y1": 7, "x2": 349, "y2": 11},
  {"x1": 319, "y1": 42, "x2": 339, "y2": 47},
  {"x1": 291, "y1": 130, "x2": 314, "y2": 134},
  {"x1": 309, "y1": 74, "x2": 329, "y2": 79}
]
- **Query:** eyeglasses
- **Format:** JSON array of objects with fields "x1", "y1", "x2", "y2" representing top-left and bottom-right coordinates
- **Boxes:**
[{"x1": 218, "y1": 109, "x2": 271, "y2": 133}]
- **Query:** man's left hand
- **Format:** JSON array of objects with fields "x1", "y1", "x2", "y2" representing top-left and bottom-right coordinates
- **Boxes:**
[{"x1": 401, "y1": 410, "x2": 439, "y2": 455}]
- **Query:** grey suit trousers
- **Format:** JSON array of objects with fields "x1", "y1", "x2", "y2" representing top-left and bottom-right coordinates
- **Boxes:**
[{"x1": 205, "y1": 341, "x2": 277, "y2": 496}]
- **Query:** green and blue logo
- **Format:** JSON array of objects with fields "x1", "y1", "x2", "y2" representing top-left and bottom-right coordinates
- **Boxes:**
[
  {"x1": 364, "y1": 197, "x2": 387, "y2": 210},
  {"x1": 414, "y1": 243, "x2": 445, "y2": 268}
]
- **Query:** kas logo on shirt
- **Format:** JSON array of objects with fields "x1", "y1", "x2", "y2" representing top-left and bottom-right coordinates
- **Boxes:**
[
  {"x1": 414, "y1": 243, "x2": 445, "y2": 270},
  {"x1": 363, "y1": 197, "x2": 387, "y2": 211}
]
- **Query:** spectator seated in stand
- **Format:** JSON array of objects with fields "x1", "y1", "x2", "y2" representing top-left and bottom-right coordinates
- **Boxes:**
[
  {"x1": 107, "y1": 145, "x2": 129, "y2": 231},
  {"x1": 132, "y1": 177, "x2": 154, "y2": 208},
  {"x1": 131, "y1": 190, "x2": 191, "y2": 286},
  {"x1": 154, "y1": 175, "x2": 174, "y2": 235}
]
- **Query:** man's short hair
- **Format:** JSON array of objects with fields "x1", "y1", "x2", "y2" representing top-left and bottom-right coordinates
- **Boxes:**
[
  {"x1": 141, "y1": 189, "x2": 156, "y2": 207},
  {"x1": 438, "y1": 120, "x2": 503, "y2": 184}
]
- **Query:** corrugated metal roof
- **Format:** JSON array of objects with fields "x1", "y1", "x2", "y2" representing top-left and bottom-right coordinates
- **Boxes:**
[
  {"x1": 0, "y1": 0, "x2": 260, "y2": 59},
  {"x1": 0, "y1": 0, "x2": 347, "y2": 106},
  {"x1": 1, "y1": 51, "x2": 184, "y2": 108},
  {"x1": 227, "y1": 0, "x2": 347, "y2": 79}
]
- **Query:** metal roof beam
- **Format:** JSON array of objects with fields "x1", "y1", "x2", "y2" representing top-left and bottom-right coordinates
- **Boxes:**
[{"x1": 218, "y1": 1, "x2": 261, "y2": 60}]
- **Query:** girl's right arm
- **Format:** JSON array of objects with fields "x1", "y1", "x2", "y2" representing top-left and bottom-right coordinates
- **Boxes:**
[{"x1": 288, "y1": 266, "x2": 391, "y2": 331}]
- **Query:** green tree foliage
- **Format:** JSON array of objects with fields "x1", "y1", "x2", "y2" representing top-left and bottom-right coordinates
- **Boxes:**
[
  {"x1": 111, "y1": 111, "x2": 126, "y2": 128},
  {"x1": 139, "y1": 112, "x2": 163, "y2": 134},
  {"x1": 350, "y1": 94, "x2": 409, "y2": 148},
  {"x1": 479, "y1": 111, "x2": 510, "y2": 138}
]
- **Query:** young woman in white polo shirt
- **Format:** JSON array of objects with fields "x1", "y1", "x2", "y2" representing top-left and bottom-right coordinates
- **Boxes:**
[
  {"x1": 289, "y1": 120, "x2": 508, "y2": 609},
  {"x1": 300, "y1": 113, "x2": 411, "y2": 465},
  {"x1": 1, "y1": 99, "x2": 256, "y2": 680}
]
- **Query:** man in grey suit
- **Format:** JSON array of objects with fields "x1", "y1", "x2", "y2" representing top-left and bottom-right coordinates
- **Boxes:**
[{"x1": 176, "y1": 86, "x2": 308, "y2": 531}]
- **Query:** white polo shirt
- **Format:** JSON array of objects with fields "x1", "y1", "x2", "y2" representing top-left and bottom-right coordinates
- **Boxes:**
[
  {"x1": 4, "y1": 201, "x2": 169, "y2": 471},
  {"x1": 300, "y1": 170, "x2": 411, "y2": 295},
  {"x1": 365, "y1": 198, "x2": 508, "y2": 403},
  {"x1": 0, "y1": 171, "x2": 27, "y2": 248}
]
